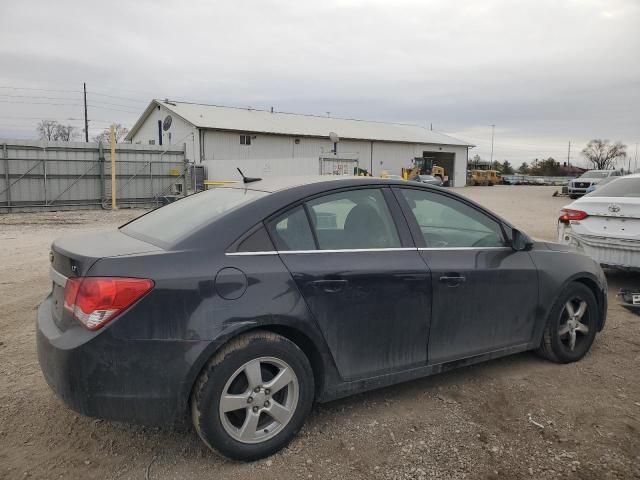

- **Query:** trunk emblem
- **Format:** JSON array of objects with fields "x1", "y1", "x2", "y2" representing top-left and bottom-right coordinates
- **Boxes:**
[{"x1": 608, "y1": 204, "x2": 621, "y2": 213}]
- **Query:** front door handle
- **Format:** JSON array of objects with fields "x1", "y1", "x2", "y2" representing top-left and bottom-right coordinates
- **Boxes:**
[
  {"x1": 439, "y1": 275, "x2": 466, "y2": 287},
  {"x1": 308, "y1": 279, "x2": 349, "y2": 293}
]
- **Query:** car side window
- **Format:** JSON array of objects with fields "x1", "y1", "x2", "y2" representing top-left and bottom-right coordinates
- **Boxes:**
[
  {"x1": 268, "y1": 206, "x2": 316, "y2": 251},
  {"x1": 236, "y1": 225, "x2": 275, "y2": 252},
  {"x1": 306, "y1": 189, "x2": 401, "y2": 249},
  {"x1": 399, "y1": 189, "x2": 506, "y2": 248}
]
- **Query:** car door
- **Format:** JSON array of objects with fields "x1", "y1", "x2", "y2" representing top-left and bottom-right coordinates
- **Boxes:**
[
  {"x1": 267, "y1": 187, "x2": 431, "y2": 381},
  {"x1": 393, "y1": 187, "x2": 538, "y2": 364}
]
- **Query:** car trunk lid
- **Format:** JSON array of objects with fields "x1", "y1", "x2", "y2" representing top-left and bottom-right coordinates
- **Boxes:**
[{"x1": 571, "y1": 197, "x2": 640, "y2": 240}]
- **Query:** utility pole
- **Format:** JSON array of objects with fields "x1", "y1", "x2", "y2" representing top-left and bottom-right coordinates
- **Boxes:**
[
  {"x1": 490, "y1": 124, "x2": 495, "y2": 167},
  {"x1": 567, "y1": 140, "x2": 571, "y2": 168},
  {"x1": 634, "y1": 142, "x2": 638, "y2": 172},
  {"x1": 83, "y1": 82, "x2": 89, "y2": 142}
]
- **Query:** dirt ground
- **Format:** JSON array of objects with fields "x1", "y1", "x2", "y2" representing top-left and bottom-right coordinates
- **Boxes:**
[{"x1": 1, "y1": 186, "x2": 639, "y2": 480}]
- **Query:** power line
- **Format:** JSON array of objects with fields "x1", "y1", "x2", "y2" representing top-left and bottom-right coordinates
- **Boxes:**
[
  {"x1": 0, "y1": 93, "x2": 82, "y2": 101},
  {"x1": 0, "y1": 85, "x2": 82, "y2": 93},
  {"x1": 87, "y1": 98, "x2": 144, "y2": 110},
  {"x1": 87, "y1": 104, "x2": 140, "y2": 114},
  {"x1": 0, "y1": 99, "x2": 82, "y2": 107},
  {"x1": 0, "y1": 92, "x2": 145, "y2": 111},
  {"x1": 88, "y1": 91, "x2": 148, "y2": 104}
]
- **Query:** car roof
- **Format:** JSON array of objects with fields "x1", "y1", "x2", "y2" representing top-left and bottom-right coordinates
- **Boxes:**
[{"x1": 229, "y1": 175, "x2": 408, "y2": 193}]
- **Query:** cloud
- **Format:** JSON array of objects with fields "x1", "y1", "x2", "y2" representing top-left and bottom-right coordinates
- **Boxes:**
[{"x1": 1, "y1": 0, "x2": 638, "y2": 164}]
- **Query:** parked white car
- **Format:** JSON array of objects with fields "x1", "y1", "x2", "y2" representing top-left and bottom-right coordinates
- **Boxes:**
[
  {"x1": 558, "y1": 174, "x2": 640, "y2": 269},
  {"x1": 567, "y1": 170, "x2": 623, "y2": 198}
]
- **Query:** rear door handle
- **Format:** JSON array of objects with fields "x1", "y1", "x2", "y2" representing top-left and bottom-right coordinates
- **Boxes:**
[
  {"x1": 308, "y1": 279, "x2": 349, "y2": 293},
  {"x1": 439, "y1": 275, "x2": 466, "y2": 287}
]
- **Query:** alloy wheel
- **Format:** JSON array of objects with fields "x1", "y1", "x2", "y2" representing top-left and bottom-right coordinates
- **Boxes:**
[
  {"x1": 558, "y1": 297, "x2": 590, "y2": 352},
  {"x1": 219, "y1": 356, "x2": 299, "y2": 444}
]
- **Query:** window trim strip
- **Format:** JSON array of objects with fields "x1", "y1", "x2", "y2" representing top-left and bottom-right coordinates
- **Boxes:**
[
  {"x1": 417, "y1": 246, "x2": 511, "y2": 251},
  {"x1": 226, "y1": 246, "x2": 513, "y2": 256}
]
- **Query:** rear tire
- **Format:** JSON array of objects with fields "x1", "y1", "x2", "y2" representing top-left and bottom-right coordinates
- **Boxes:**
[
  {"x1": 537, "y1": 283, "x2": 599, "y2": 363},
  {"x1": 191, "y1": 331, "x2": 314, "y2": 460}
]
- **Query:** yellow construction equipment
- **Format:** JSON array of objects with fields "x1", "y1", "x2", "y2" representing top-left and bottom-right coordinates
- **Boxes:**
[
  {"x1": 468, "y1": 170, "x2": 489, "y2": 186},
  {"x1": 485, "y1": 170, "x2": 502, "y2": 186},
  {"x1": 402, "y1": 157, "x2": 449, "y2": 185}
]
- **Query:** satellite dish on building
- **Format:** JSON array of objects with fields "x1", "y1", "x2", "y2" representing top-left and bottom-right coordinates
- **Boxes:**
[
  {"x1": 329, "y1": 132, "x2": 340, "y2": 143},
  {"x1": 162, "y1": 115, "x2": 173, "y2": 131}
]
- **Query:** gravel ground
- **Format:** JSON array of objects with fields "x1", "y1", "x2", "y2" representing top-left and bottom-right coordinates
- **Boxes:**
[{"x1": 1, "y1": 186, "x2": 639, "y2": 480}]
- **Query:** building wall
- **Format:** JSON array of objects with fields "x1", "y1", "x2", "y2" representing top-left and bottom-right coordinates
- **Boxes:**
[
  {"x1": 130, "y1": 104, "x2": 199, "y2": 163},
  {"x1": 202, "y1": 130, "x2": 468, "y2": 186},
  {"x1": 130, "y1": 110, "x2": 469, "y2": 186}
]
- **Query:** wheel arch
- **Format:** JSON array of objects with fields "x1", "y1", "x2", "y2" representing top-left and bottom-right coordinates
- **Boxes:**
[
  {"x1": 572, "y1": 276, "x2": 607, "y2": 331},
  {"x1": 183, "y1": 323, "x2": 329, "y2": 419}
]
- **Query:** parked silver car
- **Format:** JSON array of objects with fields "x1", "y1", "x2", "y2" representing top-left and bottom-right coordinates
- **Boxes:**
[
  {"x1": 415, "y1": 174, "x2": 443, "y2": 186},
  {"x1": 568, "y1": 170, "x2": 623, "y2": 198}
]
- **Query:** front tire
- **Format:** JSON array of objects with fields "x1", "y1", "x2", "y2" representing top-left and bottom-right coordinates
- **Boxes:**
[
  {"x1": 191, "y1": 331, "x2": 314, "y2": 460},
  {"x1": 537, "y1": 283, "x2": 599, "y2": 363}
]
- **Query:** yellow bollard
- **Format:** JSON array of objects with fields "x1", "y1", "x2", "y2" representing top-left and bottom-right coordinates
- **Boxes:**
[{"x1": 110, "y1": 125, "x2": 117, "y2": 210}]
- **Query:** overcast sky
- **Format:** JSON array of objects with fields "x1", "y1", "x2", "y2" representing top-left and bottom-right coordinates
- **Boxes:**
[{"x1": 1, "y1": 0, "x2": 638, "y2": 167}]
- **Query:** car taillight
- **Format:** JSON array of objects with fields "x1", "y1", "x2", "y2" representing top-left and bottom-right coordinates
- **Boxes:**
[
  {"x1": 559, "y1": 208, "x2": 589, "y2": 223},
  {"x1": 64, "y1": 277, "x2": 154, "y2": 330}
]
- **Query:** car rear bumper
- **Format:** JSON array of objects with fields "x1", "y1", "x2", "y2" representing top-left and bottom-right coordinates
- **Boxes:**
[
  {"x1": 36, "y1": 296, "x2": 205, "y2": 426},
  {"x1": 558, "y1": 227, "x2": 640, "y2": 269}
]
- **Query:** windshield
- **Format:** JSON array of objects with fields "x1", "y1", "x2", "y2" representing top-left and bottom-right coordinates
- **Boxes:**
[
  {"x1": 580, "y1": 171, "x2": 609, "y2": 179},
  {"x1": 121, "y1": 187, "x2": 267, "y2": 246},
  {"x1": 589, "y1": 177, "x2": 640, "y2": 198}
]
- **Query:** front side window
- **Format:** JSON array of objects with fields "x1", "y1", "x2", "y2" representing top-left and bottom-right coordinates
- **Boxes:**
[
  {"x1": 306, "y1": 189, "x2": 400, "y2": 249},
  {"x1": 399, "y1": 189, "x2": 505, "y2": 248}
]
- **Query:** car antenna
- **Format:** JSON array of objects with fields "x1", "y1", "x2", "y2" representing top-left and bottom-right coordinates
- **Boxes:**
[{"x1": 237, "y1": 168, "x2": 262, "y2": 184}]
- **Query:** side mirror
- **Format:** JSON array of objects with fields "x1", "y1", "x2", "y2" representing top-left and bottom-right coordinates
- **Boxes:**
[{"x1": 511, "y1": 228, "x2": 533, "y2": 251}]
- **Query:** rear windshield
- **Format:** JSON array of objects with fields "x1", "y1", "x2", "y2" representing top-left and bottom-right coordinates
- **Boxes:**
[
  {"x1": 589, "y1": 177, "x2": 640, "y2": 198},
  {"x1": 121, "y1": 187, "x2": 267, "y2": 245}
]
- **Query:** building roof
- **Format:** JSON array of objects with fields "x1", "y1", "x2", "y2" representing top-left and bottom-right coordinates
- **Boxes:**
[{"x1": 126, "y1": 99, "x2": 474, "y2": 147}]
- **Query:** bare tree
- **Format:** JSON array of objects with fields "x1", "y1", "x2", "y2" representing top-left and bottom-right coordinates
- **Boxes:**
[
  {"x1": 36, "y1": 120, "x2": 78, "y2": 141},
  {"x1": 54, "y1": 124, "x2": 77, "y2": 141},
  {"x1": 582, "y1": 139, "x2": 627, "y2": 170},
  {"x1": 37, "y1": 120, "x2": 58, "y2": 141},
  {"x1": 93, "y1": 123, "x2": 130, "y2": 144}
]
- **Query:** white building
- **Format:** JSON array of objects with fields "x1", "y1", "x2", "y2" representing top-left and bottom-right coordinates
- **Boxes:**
[{"x1": 126, "y1": 100, "x2": 474, "y2": 187}]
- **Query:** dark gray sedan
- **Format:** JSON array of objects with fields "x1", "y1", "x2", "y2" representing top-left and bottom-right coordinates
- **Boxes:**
[{"x1": 37, "y1": 176, "x2": 607, "y2": 460}]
